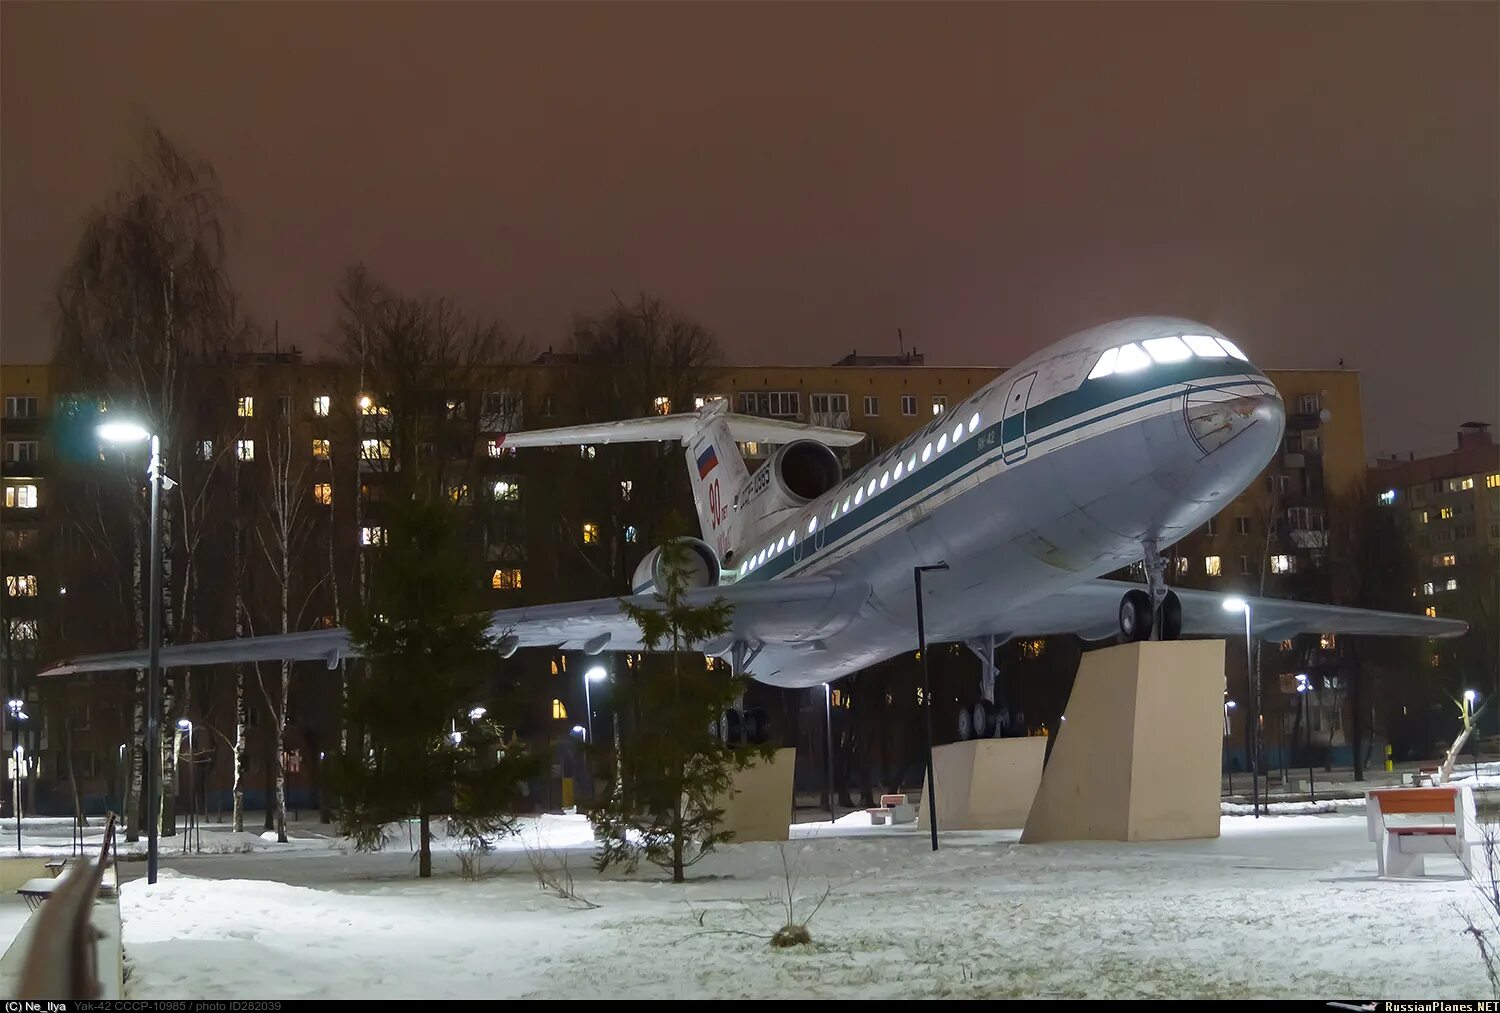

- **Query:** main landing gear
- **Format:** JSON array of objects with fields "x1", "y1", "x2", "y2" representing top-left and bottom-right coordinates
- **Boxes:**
[
  {"x1": 1118, "y1": 538, "x2": 1183, "y2": 642},
  {"x1": 956, "y1": 635, "x2": 1019, "y2": 741}
]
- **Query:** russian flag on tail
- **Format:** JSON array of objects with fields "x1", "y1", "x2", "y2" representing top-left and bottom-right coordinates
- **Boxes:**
[{"x1": 696, "y1": 444, "x2": 719, "y2": 479}]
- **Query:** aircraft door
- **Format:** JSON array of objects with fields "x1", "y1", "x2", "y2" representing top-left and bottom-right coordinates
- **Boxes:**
[{"x1": 1001, "y1": 372, "x2": 1036, "y2": 464}]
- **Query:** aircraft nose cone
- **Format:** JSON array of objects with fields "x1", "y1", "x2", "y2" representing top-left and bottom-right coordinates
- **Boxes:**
[{"x1": 1185, "y1": 383, "x2": 1284, "y2": 458}]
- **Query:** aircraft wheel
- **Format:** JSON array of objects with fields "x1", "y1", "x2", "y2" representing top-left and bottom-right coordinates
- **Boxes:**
[
  {"x1": 723, "y1": 708, "x2": 744, "y2": 747},
  {"x1": 747, "y1": 707, "x2": 770, "y2": 745},
  {"x1": 956, "y1": 706, "x2": 973, "y2": 741},
  {"x1": 971, "y1": 700, "x2": 993, "y2": 739},
  {"x1": 1119, "y1": 589, "x2": 1153, "y2": 642},
  {"x1": 1160, "y1": 590, "x2": 1183, "y2": 641}
]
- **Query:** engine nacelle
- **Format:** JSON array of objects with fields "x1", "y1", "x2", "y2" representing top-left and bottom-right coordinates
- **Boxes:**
[
  {"x1": 741, "y1": 440, "x2": 844, "y2": 522},
  {"x1": 631, "y1": 537, "x2": 722, "y2": 595}
]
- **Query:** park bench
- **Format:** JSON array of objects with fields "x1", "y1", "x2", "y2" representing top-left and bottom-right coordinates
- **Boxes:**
[
  {"x1": 1366, "y1": 784, "x2": 1480, "y2": 878},
  {"x1": 866, "y1": 794, "x2": 916, "y2": 826},
  {"x1": 16, "y1": 878, "x2": 59, "y2": 911}
]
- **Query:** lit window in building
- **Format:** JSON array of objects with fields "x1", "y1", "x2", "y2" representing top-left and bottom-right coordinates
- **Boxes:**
[
  {"x1": 1019, "y1": 639, "x2": 1046, "y2": 659},
  {"x1": 358, "y1": 394, "x2": 387, "y2": 416},
  {"x1": 620, "y1": 480, "x2": 633, "y2": 501},
  {"x1": 1487, "y1": 474, "x2": 1500, "y2": 489},
  {"x1": 493, "y1": 479, "x2": 519, "y2": 501},
  {"x1": 1320, "y1": 634, "x2": 1336, "y2": 650},
  {"x1": 237, "y1": 395, "x2": 254, "y2": 417},
  {"x1": 360, "y1": 526, "x2": 386, "y2": 546},
  {"x1": 3, "y1": 484, "x2": 38, "y2": 509},
  {"x1": 6, "y1": 575, "x2": 38, "y2": 597},
  {"x1": 1175, "y1": 557, "x2": 1190, "y2": 577},
  {"x1": 313, "y1": 395, "x2": 330, "y2": 417},
  {"x1": 1271, "y1": 554, "x2": 1292, "y2": 574},
  {"x1": 1420, "y1": 511, "x2": 1429, "y2": 524},
  {"x1": 931, "y1": 396, "x2": 947, "y2": 416},
  {"x1": 624, "y1": 525, "x2": 638, "y2": 543},
  {"x1": 492, "y1": 568, "x2": 522, "y2": 590},
  {"x1": 1204, "y1": 556, "x2": 1222, "y2": 576},
  {"x1": 1445, "y1": 579, "x2": 1459, "y2": 592},
  {"x1": 582, "y1": 522, "x2": 599, "y2": 544},
  {"x1": 487, "y1": 440, "x2": 515, "y2": 459},
  {"x1": 312, "y1": 439, "x2": 330, "y2": 459},
  {"x1": 653, "y1": 396, "x2": 671, "y2": 415},
  {"x1": 1440, "y1": 507, "x2": 1455, "y2": 519},
  {"x1": 447, "y1": 484, "x2": 470, "y2": 505},
  {"x1": 1438, "y1": 554, "x2": 1457, "y2": 567},
  {"x1": 552, "y1": 699, "x2": 568, "y2": 720},
  {"x1": 1431, "y1": 654, "x2": 1441, "y2": 668},
  {"x1": 8, "y1": 619, "x2": 38, "y2": 640},
  {"x1": 580, "y1": 445, "x2": 596, "y2": 460},
  {"x1": 1425, "y1": 606, "x2": 1438, "y2": 618},
  {"x1": 236, "y1": 440, "x2": 255, "y2": 462},
  {"x1": 313, "y1": 483, "x2": 332, "y2": 505},
  {"x1": 197, "y1": 440, "x2": 213, "y2": 460},
  {"x1": 360, "y1": 439, "x2": 391, "y2": 460},
  {"x1": 1377, "y1": 490, "x2": 1396, "y2": 506},
  {"x1": 1423, "y1": 582, "x2": 1435, "y2": 596}
]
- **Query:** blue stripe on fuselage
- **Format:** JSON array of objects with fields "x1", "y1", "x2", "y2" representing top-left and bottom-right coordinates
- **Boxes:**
[{"x1": 732, "y1": 358, "x2": 1270, "y2": 584}]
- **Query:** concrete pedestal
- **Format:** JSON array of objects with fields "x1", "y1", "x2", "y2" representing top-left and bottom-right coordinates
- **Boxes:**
[
  {"x1": 1021, "y1": 639, "x2": 1226, "y2": 844},
  {"x1": 718, "y1": 746, "x2": 796, "y2": 843},
  {"x1": 917, "y1": 737, "x2": 1047, "y2": 831}
]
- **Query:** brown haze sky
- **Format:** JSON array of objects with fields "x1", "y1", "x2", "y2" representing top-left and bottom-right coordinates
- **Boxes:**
[{"x1": 2, "y1": 2, "x2": 1495, "y2": 456}]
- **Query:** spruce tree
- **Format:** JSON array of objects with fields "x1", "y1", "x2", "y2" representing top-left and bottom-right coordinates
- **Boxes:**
[
  {"x1": 334, "y1": 496, "x2": 537, "y2": 877},
  {"x1": 588, "y1": 532, "x2": 771, "y2": 882}
]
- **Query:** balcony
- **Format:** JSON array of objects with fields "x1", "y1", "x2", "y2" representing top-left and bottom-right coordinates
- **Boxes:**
[
  {"x1": 1289, "y1": 529, "x2": 1329, "y2": 549},
  {"x1": 810, "y1": 411, "x2": 851, "y2": 430}
]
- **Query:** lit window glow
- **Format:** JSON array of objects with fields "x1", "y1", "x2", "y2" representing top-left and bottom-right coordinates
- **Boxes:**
[
  {"x1": 952, "y1": 422, "x2": 964, "y2": 442},
  {"x1": 1087, "y1": 347, "x2": 1119, "y2": 379},
  {"x1": 1217, "y1": 338, "x2": 1249, "y2": 360},
  {"x1": 1204, "y1": 555, "x2": 1223, "y2": 576},
  {"x1": 1142, "y1": 336, "x2": 1192, "y2": 363},
  {"x1": 968, "y1": 412, "x2": 980, "y2": 433},
  {"x1": 908, "y1": 453, "x2": 917, "y2": 471},
  {"x1": 867, "y1": 479, "x2": 877, "y2": 496},
  {"x1": 855, "y1": 489, "x2": 864, "y2": 506},
  {"x1": 880, "y1": 472, "x2": 889, "y2": 490},
  {"x1": 1183, "y1": 334, "x2": 1226, "y2": 357},
  {"x1": 807, "y1": 517, "x2": 817, "y2": 534},
  {"x1": 894, "y1": 462, "x2": 904, "y2": 480},
  {"x1": 1114, "y1": 342, "x2": 1151, "y2": 373},
  {"x1": 922, "y1": 443, "x2": 932, "y2": 462},
  {"x1": 937, "y1": 434, "x2": 948, "y2": 452}
]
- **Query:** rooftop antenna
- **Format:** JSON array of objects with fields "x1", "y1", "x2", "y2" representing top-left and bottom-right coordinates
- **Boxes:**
[{"x1": 897, "y1": 328, "x2": 905, "y2": 359}]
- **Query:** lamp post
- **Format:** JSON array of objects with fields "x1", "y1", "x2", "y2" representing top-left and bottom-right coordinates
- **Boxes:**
[
  {"x1": 584, "y1": 666, "x2": 607, "y2": 745},
  {"x1": 176, "y1": 718, "x2": 198, "y2": 852},
  {"x1": 1296, "y1": 675, "x2": 1314, "y2": 802},
  {"x1": 7, "y1": 699, "x2": 26, "y2": 851},
  {"x1": 914, "y1": 563, "x2": 949, "y2": 852},
  {"x1": 823, "y1": 683, "x2": 836, "y2": 824},
  {"x1": 99, "y1": 419, "x2": 169, "y2": 884},
  {"x1": 1222, "y1": 597, "x2": 1259, "y2": 817},
  {"x1": 1466, "y1": 690, "x2": 1480, "y2": 780},
  {"x1": 1223, "y1": 699, "x2": 1237, "y2": 796}
]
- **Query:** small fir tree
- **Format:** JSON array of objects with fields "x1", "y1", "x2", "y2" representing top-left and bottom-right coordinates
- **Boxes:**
[
  {"x1": 333, "y1": 496, "x2": 537, "y2": 877},
  {"x1": 588, "y1": 530, "x2": 771, "y2": 882}
]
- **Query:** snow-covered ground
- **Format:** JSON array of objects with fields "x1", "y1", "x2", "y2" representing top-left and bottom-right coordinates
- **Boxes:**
[{"x1": 77, "y1": 811, "x2": 1494, "y2": 999}]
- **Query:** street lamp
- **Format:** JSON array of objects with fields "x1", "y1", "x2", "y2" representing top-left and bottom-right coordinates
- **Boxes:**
[
  {"x1": 1466, "y1": 690, "x2": 1480, "y2": 780},
  {"x1": 99, "y1": 418, "x2": 171, "y2": 884},
  {"x1": 823, "y1": 683, "x2": 836, "y2": 824},
  {"x1": 584, "y1": 666, "x2": 607, "y2": 744},
  {"x1": 1222, "y1": 597, "x2": 1260, "y2": 817},
  {"x1": 176, "y1": 718, "x2": 198, "y2": 852},
  {"x1": 1295, "y1": 675, "x2": 1314, "y2": 802},
  {"x1": 1223, "y1": 700, "x2": 1237, "y2": 796},
  {"x1": 914, "y1": 563, "x2": 949, "y2": 852}
]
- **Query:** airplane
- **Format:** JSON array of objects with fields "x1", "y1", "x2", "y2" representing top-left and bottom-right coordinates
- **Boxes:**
[{"x1": 43, "y1": 315, "x2": 1464, "y2": 740}]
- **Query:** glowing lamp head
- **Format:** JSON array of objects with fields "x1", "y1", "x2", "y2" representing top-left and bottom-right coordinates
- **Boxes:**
[
  {"x1": 177, "y1": 718, "x2": 192, "y2": 730},
  {"x1": 571, "y1": 725, "x2": 586, "y2": 738},
  {"x1": 1221, "y1": 597, "x2": 1248, "y2": 614},
  {"x1": 468, "y1": 706, "x2": 487, "y2": 721},
  {"x1": 97, "y1": 420, "x2": 151, "y2": 444},
  {"x1": 586, "y1": 666, "x2": 607, "y2": 683},
  {"x1": 1465, "y1": 690, "x2": 1478, "y2": 703}
]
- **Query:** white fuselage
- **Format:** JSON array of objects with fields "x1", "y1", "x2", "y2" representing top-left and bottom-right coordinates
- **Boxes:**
[{"x1": 723, "y1": 316, "x2": 1286, "y2": 688}]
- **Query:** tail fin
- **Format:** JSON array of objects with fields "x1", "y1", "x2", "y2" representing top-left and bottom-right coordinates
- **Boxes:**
[
  {"x1": 685, "y1": 413, "x2": 751, "y2": 561},
  {"x1": 498, "y1": 402, "x2": 864, "y2": 561}
]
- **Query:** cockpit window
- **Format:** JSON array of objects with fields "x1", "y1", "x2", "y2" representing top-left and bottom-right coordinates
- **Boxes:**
[{"x1": 1087, "y1": 333, "x2": 1246, "y2": 379}]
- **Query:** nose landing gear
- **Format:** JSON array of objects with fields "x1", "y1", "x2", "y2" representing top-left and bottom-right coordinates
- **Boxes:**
[{"x1": 1118, "y1": 539, "x2": 1183, "y2": 642}]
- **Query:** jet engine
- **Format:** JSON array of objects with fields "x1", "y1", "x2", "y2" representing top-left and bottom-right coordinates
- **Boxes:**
[
  {"x1": 743, "y1": 440, "x2": 843, "y2": 521},
  {"x1": 631, "y1": 536, "x2": 722, "y2": 595}
]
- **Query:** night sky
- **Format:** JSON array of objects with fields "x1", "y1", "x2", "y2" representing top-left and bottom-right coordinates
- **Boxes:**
[{"x1": 3, "y1": 3, "x2": 1495, "y2": 457}]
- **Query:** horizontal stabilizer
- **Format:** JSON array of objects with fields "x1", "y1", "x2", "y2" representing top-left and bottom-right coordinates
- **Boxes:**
[{"x1": 497, "y1": 409, "x2": 865, "y2": 449}]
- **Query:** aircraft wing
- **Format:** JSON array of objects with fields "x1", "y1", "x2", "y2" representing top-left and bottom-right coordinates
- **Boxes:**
[
  {"x1": 992, "y1": 578, "x2": 1469, "y2": 642},
  {"x1": 38, "y1": 576, "x2": 843, "y2": 676},
  {"x1": 497, "y1": 410, "x2": 865, "y2": 449}
]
